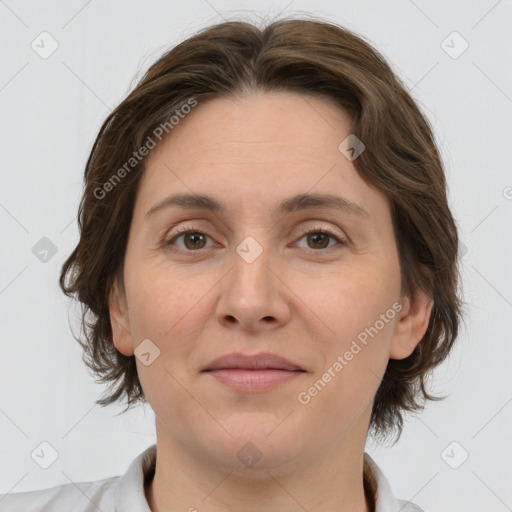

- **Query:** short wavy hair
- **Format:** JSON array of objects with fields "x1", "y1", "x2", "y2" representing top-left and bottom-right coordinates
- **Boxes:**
[{"x1": 60, "y1": 16, "x2": 465, "y2": 443}]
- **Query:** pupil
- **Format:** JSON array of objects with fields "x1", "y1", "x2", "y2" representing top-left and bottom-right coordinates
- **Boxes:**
[
  {"x1": 186, "y1": 233, "x2": 204, "y2": 249},
  {"x1": 309, "y1": 233, "x2": 327, "y2": 249}
]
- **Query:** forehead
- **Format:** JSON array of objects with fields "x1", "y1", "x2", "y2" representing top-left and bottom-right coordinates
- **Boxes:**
[
  {"x1": 150, "y1": 91, "x2": 354, "y2": 165},
  {"x1": 136, "y1": 91, "x2": 390, "y2": 226}
]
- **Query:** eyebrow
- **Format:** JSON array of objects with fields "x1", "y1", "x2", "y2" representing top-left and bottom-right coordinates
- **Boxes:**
[{"x1": 145, "y1": 192, "x2": 370, "y2": 221}]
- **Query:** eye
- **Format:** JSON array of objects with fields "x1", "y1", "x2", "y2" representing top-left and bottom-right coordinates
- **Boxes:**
[
  {"x1": 295, "y1": 226, "x2": 346, "y2": 251},
  {"x1": 163, "y1": 226, "x2": 216, "y2": 252}
]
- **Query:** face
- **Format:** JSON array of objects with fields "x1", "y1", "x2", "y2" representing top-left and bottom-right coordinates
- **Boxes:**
[{"x1": 109, "y1": 90, "x2": 432, "y2": 475}]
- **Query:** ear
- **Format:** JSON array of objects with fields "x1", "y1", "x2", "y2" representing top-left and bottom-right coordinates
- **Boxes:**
[
  {"x1": 389, "y1": 287, "x2": 434, "y2": 360},
  {"x1": 108, "y1": 277, "x2": 135, "y2": 356}
]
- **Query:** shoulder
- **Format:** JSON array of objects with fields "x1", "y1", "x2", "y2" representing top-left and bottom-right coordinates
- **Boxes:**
[
  {"x1": 0, "y1": 444, "x2": 157, "y2": 512},
  {"x1": 0, "y1": 476, "x2": 118, "y2": 512}
]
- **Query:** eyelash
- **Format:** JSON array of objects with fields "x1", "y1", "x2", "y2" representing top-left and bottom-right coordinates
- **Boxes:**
[{"x1": 162, "y1": 225, "x2": 347, "y2": 253}]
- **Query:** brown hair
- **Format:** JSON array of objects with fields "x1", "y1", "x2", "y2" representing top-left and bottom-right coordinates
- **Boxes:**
[{"x1": 60, "y1": 16, "x2": 465, "y2": 442}]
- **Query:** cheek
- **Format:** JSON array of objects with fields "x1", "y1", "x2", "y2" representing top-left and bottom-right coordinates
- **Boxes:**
[
  {"x1": 124, "y1": 257, "x2": 206, "y2": 340},
  {"x1": 297, "y1": 264, "x2": 400, "y2": 399},
  {"x1": 297, "y1": 284, "x2": 397, "y2": 431},
  {"x1": 302, "y1": 264, "x2": 398, "y2": 340}
]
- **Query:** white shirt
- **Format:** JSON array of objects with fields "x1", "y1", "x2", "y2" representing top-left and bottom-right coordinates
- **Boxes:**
[{"x1": 0, "y1": 444, "x2": 425, "y2": 511}]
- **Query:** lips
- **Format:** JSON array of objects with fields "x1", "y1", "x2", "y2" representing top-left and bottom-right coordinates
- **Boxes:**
[
  {"x1": 202, "y1": 352, "x2": 306, "y2": 393},
  {"x1": 202, "y1": 352, "x2": 304, "y2": 372}
]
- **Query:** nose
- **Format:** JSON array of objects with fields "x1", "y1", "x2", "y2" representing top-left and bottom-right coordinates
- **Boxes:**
[{"x1": 216, "y1": 241, "x2": 291, "y2": 332}]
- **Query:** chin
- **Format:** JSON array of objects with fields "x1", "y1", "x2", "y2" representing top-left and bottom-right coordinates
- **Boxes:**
[{"x1": 203, "y1": 425, "x2": 306, "y2": 476}]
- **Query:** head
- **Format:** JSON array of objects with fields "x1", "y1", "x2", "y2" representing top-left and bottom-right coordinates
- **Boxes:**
[{"x1": 60, "y1": 17, "x2": 464, "y2": 452}]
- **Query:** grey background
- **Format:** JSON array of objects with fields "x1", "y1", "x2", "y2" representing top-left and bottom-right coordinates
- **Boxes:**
[{"x1": 0, "y1": 1, "x2": 511, "y2": 511}]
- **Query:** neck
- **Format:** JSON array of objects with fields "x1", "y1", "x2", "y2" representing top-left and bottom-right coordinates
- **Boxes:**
[{"x1": 144, "y1": 422, "x2": 374, "y2": 512}]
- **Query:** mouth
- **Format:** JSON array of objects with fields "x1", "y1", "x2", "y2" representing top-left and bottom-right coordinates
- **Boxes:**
[
  {"x1": 201, "y1": 352, "x2": 306, "y2": 393},
  {"x1": 202, "y1": 352, "x2": 304, "y2": 372}
]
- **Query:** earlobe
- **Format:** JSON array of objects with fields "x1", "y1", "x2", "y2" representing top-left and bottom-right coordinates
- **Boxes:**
[
  {"x1": 108, "y1": 278, "x2": 135, "y2": 356},
  {"x1": 389, "y1": 288, "x2": 434, "y2": 360}
]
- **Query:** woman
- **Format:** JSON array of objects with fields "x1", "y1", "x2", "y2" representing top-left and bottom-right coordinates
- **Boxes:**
[{"x1": 0, "y1": 16, "x2": 463, "y2": 512}]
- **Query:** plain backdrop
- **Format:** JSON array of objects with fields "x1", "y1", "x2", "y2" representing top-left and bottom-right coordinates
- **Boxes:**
[{"x1": 0, "y1": 1, "x2": 511, "y2": 511}]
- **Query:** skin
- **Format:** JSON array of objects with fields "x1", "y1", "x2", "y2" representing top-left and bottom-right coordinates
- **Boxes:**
[{"x1": 109, "y1": 90, "x2": 433, "y2": 512}]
